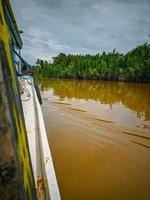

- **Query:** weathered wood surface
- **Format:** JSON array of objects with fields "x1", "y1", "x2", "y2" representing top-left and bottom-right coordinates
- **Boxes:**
[
  {"x1": 0, "y1": 61, "x2": 21, "y2": 200},
  {"x1": 0, "y1": 0, "x2": 37, "y2": 199}
]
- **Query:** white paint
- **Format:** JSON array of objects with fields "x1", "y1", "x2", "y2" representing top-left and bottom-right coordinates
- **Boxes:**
[
  {"x1": 33, "y1": 84, "x2": 61, "y2": 200},
  {"x1": 21, "y1": 76, "x2": 61, "y2": 200},
  {"x1": 21, "y1": 78, "x2": 37, "y2": 186}
]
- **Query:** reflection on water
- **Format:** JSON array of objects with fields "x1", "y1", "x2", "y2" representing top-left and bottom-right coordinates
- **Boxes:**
[
  {"x1": 38, "y1": 78, "x2": 150, "y2": 123},
  {"x1": 37, "y1": 78, "x2": 150, "y2": 200}
]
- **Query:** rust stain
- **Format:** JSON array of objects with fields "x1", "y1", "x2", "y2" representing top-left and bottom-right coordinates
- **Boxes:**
[{"x1": 37, "y1": 176, "x2": 45, "y2": 198}]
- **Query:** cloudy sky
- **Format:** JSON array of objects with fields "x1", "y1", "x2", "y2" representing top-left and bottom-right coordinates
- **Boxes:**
[{"x1": 11, "y1": 0, "x2": 150, "y2": 64}]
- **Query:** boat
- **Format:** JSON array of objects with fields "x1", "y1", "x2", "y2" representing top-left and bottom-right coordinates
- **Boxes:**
[{"x1": 0, "y1": 0, "x2": 61, "y2": 199}]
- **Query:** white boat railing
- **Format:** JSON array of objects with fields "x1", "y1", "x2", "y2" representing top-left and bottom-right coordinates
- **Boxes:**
[{"x1": 21, "y1": 76, "x2": 61, "y2": 200}]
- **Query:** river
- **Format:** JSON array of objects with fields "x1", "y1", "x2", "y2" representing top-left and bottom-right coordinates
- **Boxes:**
[{"x1": 38, "y1": 78, "x2": 150, "y2": 200}]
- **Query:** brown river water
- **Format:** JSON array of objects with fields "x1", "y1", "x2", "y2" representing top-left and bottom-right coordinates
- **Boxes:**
[{"x1": 38, "y1": 78, "x2": 150, "y2": 200}]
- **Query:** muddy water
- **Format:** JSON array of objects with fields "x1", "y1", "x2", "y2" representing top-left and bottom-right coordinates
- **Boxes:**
[{"x1": 38, "y1": 78, "x2": 150, "y2": 200}]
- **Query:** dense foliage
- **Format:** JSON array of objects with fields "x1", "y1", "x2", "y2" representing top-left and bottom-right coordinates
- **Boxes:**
[{"x1": 32, "y1": 43, "x2": 150, "y2": 82}]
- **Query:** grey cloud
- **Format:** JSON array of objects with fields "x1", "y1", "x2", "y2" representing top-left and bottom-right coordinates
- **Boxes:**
[
  {"x1": 11, "y1": 0, "x2": 150, "y2": 64},
  {"x1": 34, "y1": 0, "x2": 63, "y2": 8}
]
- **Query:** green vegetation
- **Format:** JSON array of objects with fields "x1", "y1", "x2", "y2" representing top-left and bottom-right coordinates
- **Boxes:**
[{"x1": 32, "y1": 43, "x2": 150, "y2": 82}]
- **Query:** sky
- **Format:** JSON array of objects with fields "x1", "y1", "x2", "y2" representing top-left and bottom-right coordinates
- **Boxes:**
[{"x1": 11, "y1": 0, "x2": 150, "y2": 64}]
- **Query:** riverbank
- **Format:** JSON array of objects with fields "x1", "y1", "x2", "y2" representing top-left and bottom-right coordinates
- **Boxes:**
[
  {"x1": 33, "y1": 43, "x2": 150, "y2": 83},
  {"x1": 34, "y1": 76, "x2": 150, "y2": 84}
]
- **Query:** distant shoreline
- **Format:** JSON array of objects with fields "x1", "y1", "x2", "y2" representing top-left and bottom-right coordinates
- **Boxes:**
[
  {"x1": 32, "y1": 43, "x2": 150, "y2": 83},
  {"x1": 34, "y1": 76, "x2": 150, "y2": 84}
]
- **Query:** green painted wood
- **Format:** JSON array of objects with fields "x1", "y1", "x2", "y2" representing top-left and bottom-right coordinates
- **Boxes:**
[{"x1": 0, "y1": 0, "x2": 37, "y2": 199}]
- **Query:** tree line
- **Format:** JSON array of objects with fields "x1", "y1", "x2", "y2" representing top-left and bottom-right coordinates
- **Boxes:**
[{"x1": 32, "y1": 43, "x2": 150, "y2": 82}]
